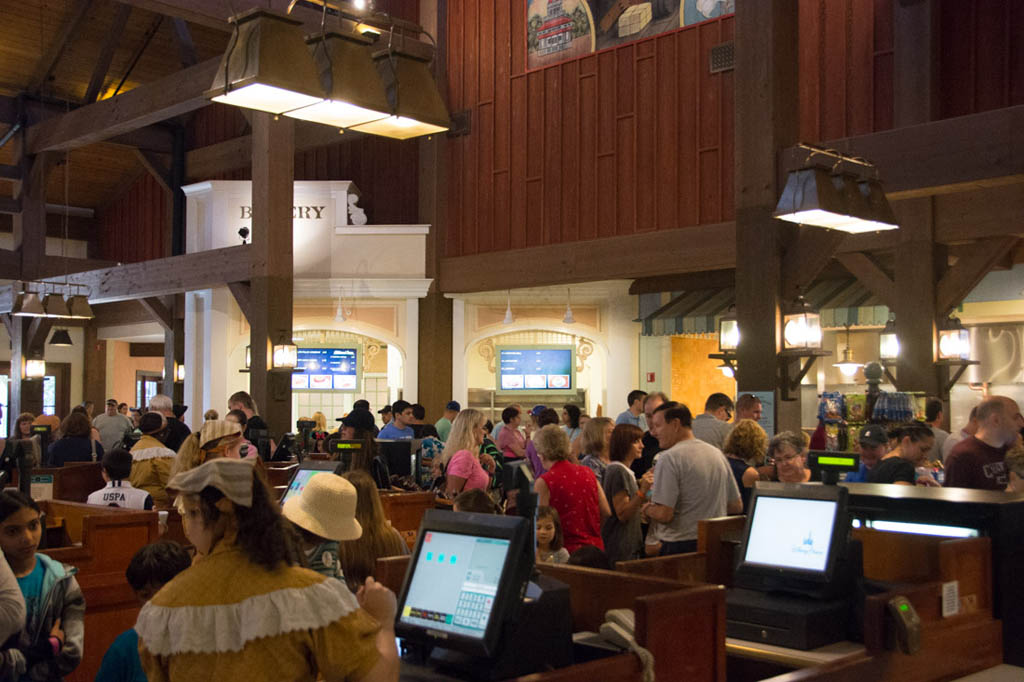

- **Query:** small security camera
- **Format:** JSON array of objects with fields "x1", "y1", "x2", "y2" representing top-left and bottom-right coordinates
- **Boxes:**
[{"x1": 238, "y1": 226, "x2": 250, "y2": 244}]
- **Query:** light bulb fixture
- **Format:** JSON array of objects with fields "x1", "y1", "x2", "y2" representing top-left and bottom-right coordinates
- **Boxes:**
[
  {"x1": 66, "y1": 295, "x2": 94, "y2": 320},
  {"x1": 48, "y1": 329, "x2": 73, "y2": 347},
  {"x1": 782, "y1": 297, "x2": 822, "y2": 350},
  {"x1": 717, "y1": 362, "x2": 736, "y2": 379},
  {"x1": 43, "y1": 294, "x2": 71, "y2": 318},
  {"x1": 206, "y1": 9, "x2": 324, "y2": 115},
  {"x1": 833, "y1": 326, "x2": 863, "y2": 378},
  {"x1": 348, "y1": 41, "x2": 450, "y2": 139},
  {"x1": 879, "y1": 314, "x2": 899, "y2": 361},
  {"x1": 774, "y1": 146, "x2": 898, "y2": 234},
  {"x1": 718, "y1": 310, "x2": 739, "y2": 352},
  {"x1": 353, "y1": 0, "x2": 367, "y2": 9},
  {"x1": 938, "y1": 318, "x2": 971, "y2": 361},
  {"x1": 335, "y1": 298, "x2": 347, "y2": 322},
  {"x1": 273, "y1": 342, "x2": 298, "y2": 370},
  {"x1": 24, "y1": 358, "x2": 45, "y2": 379},
  {"x1": 503, "y1": 291, "x2": 514, "y2": 325},
  {"x1": 562, "y1": 288, "x2": 575, "y2": 325},
  {"x1": 245, "y1": 345, "x2": 251, "y2": 370},
  {"x1": 12, "y1": 291, "x2": 46, "y2": 317},
  {"x1": 175, "y1": 363, "x2": 186, "y2": 383},
  {"x1": 286, "y1": 31, "x2": 392, "y2": 129}
]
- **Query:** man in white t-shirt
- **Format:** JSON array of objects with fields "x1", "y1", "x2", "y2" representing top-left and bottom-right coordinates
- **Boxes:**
[
  {"x1": 644, "y1": 402, "x2": 741, "y2": 555},
  {"x1": 92, "y1": 399, "x2": 134, "y2": 453}
]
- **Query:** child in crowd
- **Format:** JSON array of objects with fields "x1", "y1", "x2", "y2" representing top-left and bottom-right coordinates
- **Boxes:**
[
  {"x1": 535, "y1": 506, "x2": 569, "y2": 564},
  {"x1": 282, "y1": 473, "x2": 362, "y2": 581},
  {"x1": 87, "y1": 448, "x2": 155, "y2": 510},
  {"x1": 137, "y1": 458, "x2": 399, "y2": 681},
  {"x1": 96, "y1": 542, "x2": 192, "y2": 682},
  {"x1": 0, "y1": 491, "x2": 85, "y2": 680},
  {"x1": 418, "y1": 425, "x2": 444, "y2": 485},
  {"x1": 453, "y1": 489, "x2": 499, "y2": 514}
]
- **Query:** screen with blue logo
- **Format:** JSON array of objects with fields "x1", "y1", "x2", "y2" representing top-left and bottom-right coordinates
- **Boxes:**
[
  {"x1": 497, "y1": 347, "x2": 573, "y2": 392},
  {"x1": 291, "y1": 348, "x2": 359, "y2": 391},
  {"x1": 742, "y1": 496, "x2": 837, "y2": 572}
]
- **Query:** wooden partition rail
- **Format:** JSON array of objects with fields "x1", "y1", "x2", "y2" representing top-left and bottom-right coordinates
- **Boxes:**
[
  {"x1": 615, "y1": 551, "x2": 707, "y2": 583},
  {"x1": 379, "y1": 490, "x2": 436, "y2": 534},
  {"x1": 698, "y1": 515, "x2": 746, "y2": 586},
  {"x1": 373, "y1": 556, "x2": 727, "y2": 682},
  {"x1": 14, "y1": 463, "x2": 105, "y2": 503}
]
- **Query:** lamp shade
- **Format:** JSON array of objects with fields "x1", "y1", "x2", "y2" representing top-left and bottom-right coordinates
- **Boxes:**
[
  {"x1": 43, "y1": 294, "x2": 71, "y2": 318},
  {"x1": 718, "y1": 314, "x2": 739, "y2": 352},
  {"x1": 938, "y1": 320, "x2": 971, "y2": 361},
  {"x1": 49, "y1": 329, "x2": 73, "y2": 347},
  {"x1": 206, "y1": 9, "x2": 324, "y2": 115},
  {"x1": 349, "y1": 46, "x2": 450, "y2": 139},
  {"x1": 833, "y1": 347, "x2": 863, "y2": 377},
  {"x1": 13, "y1": 292, "x2": 46, "y2": 317},
  {"x1": 879, "y1": 316, "x2": 899, "y2": 361},
  {"x1": 66, "y1": 295, "x2": 93, "y2": 319},
  {"x1": 24, "y1": 359, "x2": 45, "y2": 379},
  {"x1": 273, "y1": 343, "x2": 298, "y2": 369},
  {"x1": 286, "y1": 31, "x2": 391, "y2": 129},
  {"x1": 783, "y1": 300, "x2": 822, "y2": 350},
  {"x1": 774, "y1": 168, "x2": 897, "y2": 234}
]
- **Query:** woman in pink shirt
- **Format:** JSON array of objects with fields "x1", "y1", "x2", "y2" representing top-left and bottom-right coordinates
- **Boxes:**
[
  {"x1": 496, "y1": 405, "x2": 527, "y2": 461},
  {"x1": 442, "y1": 408, "x2": 494, "y2": 498}
]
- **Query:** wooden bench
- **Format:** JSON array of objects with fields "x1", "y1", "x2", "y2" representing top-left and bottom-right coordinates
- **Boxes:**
[
  {"x1": 13, "y1": 462, "x2": 105, "y2": 503},
  {"x1": 379, "y1": 490, "x2": 436, "y2": 547},
  {"x1": 615, "y1": 550, "x2": 707, "y2": 583},
  {"x1": 37, "y1": 500, "x2": 161, "y2": 682}
]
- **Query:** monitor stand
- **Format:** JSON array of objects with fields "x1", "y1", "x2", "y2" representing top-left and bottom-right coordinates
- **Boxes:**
[{"x1": 427, "y1": 575, "x2": 573, "y2": 681}]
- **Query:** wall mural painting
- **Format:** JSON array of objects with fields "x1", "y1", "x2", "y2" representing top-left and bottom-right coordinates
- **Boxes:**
[{"x1": 526, "y1": 0, "x2": 735, "y2": 70}]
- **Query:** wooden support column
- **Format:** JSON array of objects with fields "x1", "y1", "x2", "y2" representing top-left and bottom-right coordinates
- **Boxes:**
[
  {"x1": 7, "y1": 316, "x2": 49, "y2": 418},
  {"x1": 734, "y1": 0, "x2": 800, "y2": 431},
  {"x1": 416, "y1": 0, "x2": 452, "y2": 422},
  {"x1": 82, "y1": 322, "x2": 107, "y2": 410},
  {"x1": 893, "y1": 197, "x2": 940, "y2": 395},
  {"x1": 248, "y1": 112, "x2": 294, "y2": 437},
  {"x1": 158, "y1": 297, "x2": 184, "y2": 403},
  {"x1": 12, "y1": 136, "x2": 53, "y2": 282}
]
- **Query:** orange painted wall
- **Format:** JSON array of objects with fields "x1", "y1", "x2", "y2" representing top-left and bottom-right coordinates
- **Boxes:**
[
  {"x1": 670, "y1": 336, "x2": 735, "y2": 415},
  {"x1": 109, "y1": 342, "x2": 164, "y2": 407}
]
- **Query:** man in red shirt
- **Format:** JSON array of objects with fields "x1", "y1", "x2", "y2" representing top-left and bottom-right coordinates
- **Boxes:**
[{"x1": 944, "y1": 395, "x2": 1023, "y2": 490}]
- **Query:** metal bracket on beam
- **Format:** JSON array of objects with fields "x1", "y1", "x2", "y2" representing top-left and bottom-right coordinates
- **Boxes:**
[
  {"x1": 446, "y1": 110, "x2": 471, "y2": 138},
  {"x1": 777, "y1": 350, "x2": 832, "y2": 401},
  {"x1": 935, "y1": 359, "x2": 980, "y2": 401}
]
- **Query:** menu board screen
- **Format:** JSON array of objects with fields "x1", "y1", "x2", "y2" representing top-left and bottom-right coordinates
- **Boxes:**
[
  {"x1": 292, "y1": 348, "x2": 361, "y2": 391},
  {"x1": 496, "y1": 346, "x2": 575, "y2": 394}
]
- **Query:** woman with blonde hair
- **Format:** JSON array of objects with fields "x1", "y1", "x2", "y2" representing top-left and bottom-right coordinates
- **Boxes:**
[
  {"x1": 722, "y1": 419, "x2": 769, "y2": 512},
  {"x1": 171, "y1": 420, "x2": 246, "y2": 477},
  {"x1": 337, "y1": 470, "x2": 409, "y2": 593},
  {"x1": 440, "y1": 408, "x2": 494, "y2": 498},
  {"x1": 579, "y1": 416, "x2": 614, "y2": 485}
]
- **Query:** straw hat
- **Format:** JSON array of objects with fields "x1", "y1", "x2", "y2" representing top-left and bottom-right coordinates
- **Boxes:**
[
  {"x1": 282, "y1": 474, "x2": 362, "y2": 542},
  {"x1": 199, "y1": 420, "x2": 243, "y2": 449}
]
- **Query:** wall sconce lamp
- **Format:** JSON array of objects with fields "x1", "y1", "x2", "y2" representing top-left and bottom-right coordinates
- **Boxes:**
[
  {"x1": 718, "y1": 311, "x2": 739, "y2": 352},
  {"x1": 272, "y1": 342, "x2": 299, "y2": 370},
  {"x1": 24, "y1": 358, "x2": 45, "y2": 380},
  {"x1": 175, "y1": 363, "x2": 186, "y2": 383},
  {"x1": 935, "y1": 317, "x2": 978, "y2": 398},
  {"x1": 778, "y1": 297, "x2": 830, "y2": 400}
]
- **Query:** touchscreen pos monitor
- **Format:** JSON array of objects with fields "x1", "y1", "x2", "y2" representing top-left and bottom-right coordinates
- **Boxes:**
[
  {"x1": 734, "y1": 483, "x2": 850, "y2": 597},
  {"x1": 395, "y1": 509, "x2": 532, "y2": 658},
  {"x1": 279, "y1": 460, "x2": 341, "y2": 506}
]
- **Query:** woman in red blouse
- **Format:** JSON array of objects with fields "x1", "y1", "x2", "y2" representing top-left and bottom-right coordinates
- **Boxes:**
[{"x1": 533, "y1": 425, "x2": 611, "y2": 554}]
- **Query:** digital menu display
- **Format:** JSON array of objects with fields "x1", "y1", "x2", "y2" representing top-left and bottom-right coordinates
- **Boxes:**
[
  {"x1": 496, "y1": 346, "x2": 574, "y2": 394},
  {"x1": 291, "y1": 348, "x2": 360, "y2": 391}
]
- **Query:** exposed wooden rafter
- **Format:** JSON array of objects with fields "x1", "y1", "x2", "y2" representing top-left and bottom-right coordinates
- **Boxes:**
[
  {"x1": 936, "y1": 236, "x2": 1020, "y2": 316},
  {"x1": 30, "y1": 0, "x2": 95, "y2": 94},
  {"x1": 83, "y1": 4, "x2": 133, "y2": 104},
  {"x1": 834, "y1": 252, "x2": 896, "y2": 309},
  {"x1": 170, "y1": 17, "x2": 198, "y2": 67},
  {"x1": 25, "y1": 57, "x2": 220, "y2": 154}
]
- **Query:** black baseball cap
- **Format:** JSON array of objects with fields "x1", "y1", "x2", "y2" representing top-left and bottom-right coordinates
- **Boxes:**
[
  {"x1": 859, "y1": 424, "x2": 888, "y2": 446},
  {"x1": 378, "y1": 404, "x2": 392, "y2": 415},
  {"x1": 338, "y1": 409, "x2": 375, "y2": 431}
]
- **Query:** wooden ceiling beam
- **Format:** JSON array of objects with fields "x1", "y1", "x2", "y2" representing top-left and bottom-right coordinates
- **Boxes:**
[
  {"x1": 138, "y1": 297, "x2": 174, "y2": 331},
  {"x1": 25, "y1": 57, "x2": 220, "y2": 154},
  {"x1": 782, "y1": 105, "x2": 1024, "y2": 197},
  {"x1": 185, "y1": 122, "x2": 356, "y2": 181},
  {"x1": 629, "y1": 269, "x2": 736, "y2": 296},
  {"x1": 29, "y1": 0, "x2": 94, "y2": 94},
  {"x1": 0, "y1": 165, "x2": 20, "y2": 180},
  {"x1": 84, "y1": 4, "x2": 133, "y2": 103},
  {"x1": 0, "y1": 197, "x2": 21, "y2": 215},
  {"x1": 834, "y1": 252, "x2": 896, "y2": 309},
  {"x1": 936, "y1": 236, "x2": 1020, "y2": 316},
  {"x1": 134, "y1": 149, "x2": 172, "y2": 191}
]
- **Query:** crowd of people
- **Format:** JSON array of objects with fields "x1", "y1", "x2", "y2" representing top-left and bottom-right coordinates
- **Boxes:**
[{"x1": 0, "y1": 386, "x2": 1020, "y2": 679}]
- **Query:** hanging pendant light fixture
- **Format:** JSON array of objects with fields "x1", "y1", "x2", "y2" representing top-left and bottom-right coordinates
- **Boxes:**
[
  {"x1": 833, "y1": 325, "x2": 863, "y2": 378},
  {"x1": 348, "y1": 37, "x2": 450, "y2": 139},
  {"x1": 562, "y1": 288, "x2": 575, "y2": 325},
  {"x1": 286, "y1": 31, "x2": 392, "y2": 129},
  {"x1": 12, "y1": 290, "x2": 46, "y2": 317},
  {"x1": 43, "y1": 292, "x2": 71, "y2": 318},
  {"x1": 502, "y1": 291, "x2": 515, "y2": 325},
  {"x1": 206, "y1": 9, "x2": 325, "y2": 115},
  {"x1": 48, "y1": 329, "x2": 73, "y2": 347}
]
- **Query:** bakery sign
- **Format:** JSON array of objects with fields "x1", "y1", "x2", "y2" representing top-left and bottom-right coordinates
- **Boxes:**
[{"x1": 238, "y1": 205, "x2": 328, "y2": 220}]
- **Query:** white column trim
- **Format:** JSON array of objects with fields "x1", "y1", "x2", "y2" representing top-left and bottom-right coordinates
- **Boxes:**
[
  {"x1": 404, "y1": 299, "x2": 419, "y2": 403},
  {"x1": 452, "y1": 298, "x2": 467, "y2": 407}
]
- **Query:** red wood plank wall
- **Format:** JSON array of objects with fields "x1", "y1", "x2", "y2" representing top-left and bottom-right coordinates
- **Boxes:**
[
  {"x1": 445, "y1": 2, "x2": 735, "y2": 258},
  {"x1": 96, "y1": 173, "x2": 167, "y2": 263}
]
